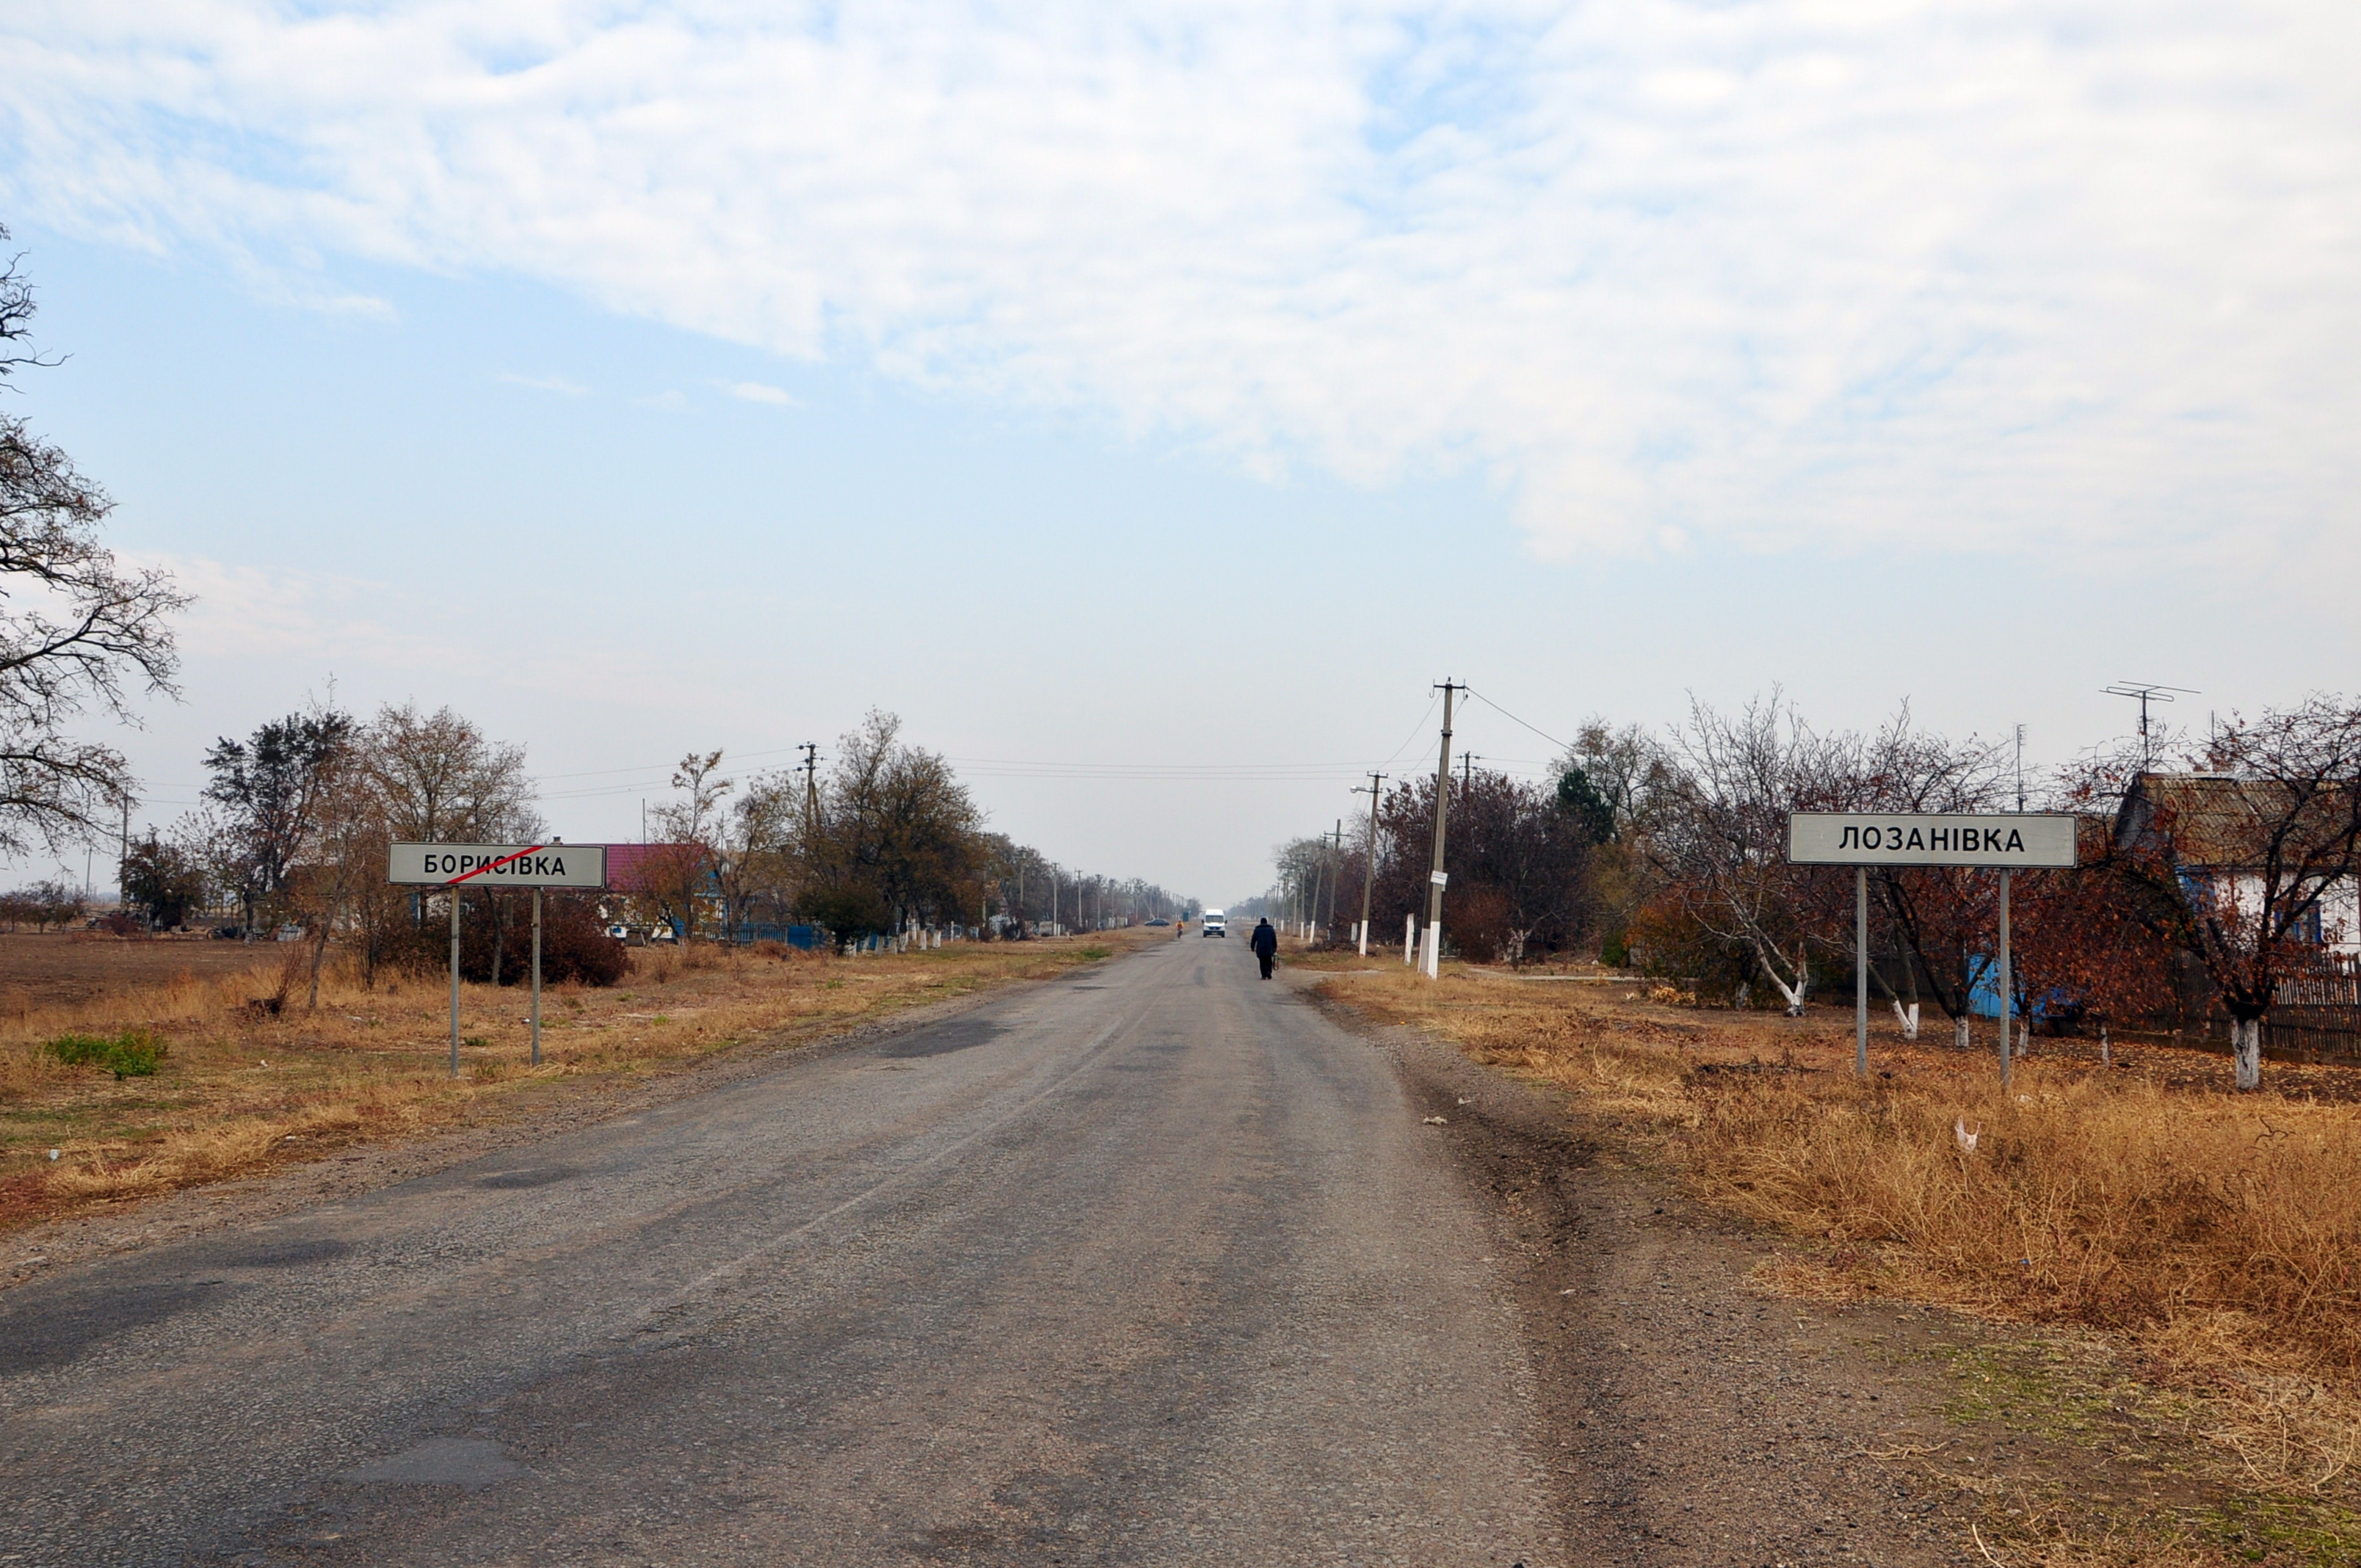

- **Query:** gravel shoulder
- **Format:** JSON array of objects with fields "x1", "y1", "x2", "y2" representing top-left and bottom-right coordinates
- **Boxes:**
[{"x1": 1313, "y1": 974, "x2": 2231, "y2": 1568}]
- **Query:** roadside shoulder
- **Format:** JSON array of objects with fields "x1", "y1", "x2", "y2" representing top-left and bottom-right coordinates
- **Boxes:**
[{"x1": 1299, "y1": 973, "x2": 1995, "y2": 1567}]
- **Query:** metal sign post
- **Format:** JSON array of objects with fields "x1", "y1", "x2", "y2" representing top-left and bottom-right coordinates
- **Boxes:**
[
  {"x1": 533, "y1": 888, "x2": 545, "y2": 1072},
  {"x1": 1854, "y1": 866, "x2": 1868, "y2": 1079},
  {"x1": 389, "y1": 843, "x2": 608, "y2": 1078},
  {"x1": 1998, "y1": 870, "x2": 2012, "y2": 1090},
  {"x1": 1789, "y1": 813, "x2": 2076, "y2": 1079}
]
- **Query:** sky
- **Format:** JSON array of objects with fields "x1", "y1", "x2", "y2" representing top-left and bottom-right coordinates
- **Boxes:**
[{"x1": 2, "y1": 0, "x2": 2357, "y2": 905}]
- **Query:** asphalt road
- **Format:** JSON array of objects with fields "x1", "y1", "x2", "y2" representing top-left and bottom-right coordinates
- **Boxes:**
[{"x1": 1, "y1": 938, "x2": 1565, "y2": 1567}]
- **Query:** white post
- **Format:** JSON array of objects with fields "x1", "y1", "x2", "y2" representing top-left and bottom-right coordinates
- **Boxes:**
[
  {"x1": 1357, "y1": 919, "x2": 1367, "y2": 957},
  {"x1": 1404, "y1": 912, "x2": 1416, "y2": 965},
  {"x1": 530, "y1": 887, "x2": 543, "y2": 1067}
]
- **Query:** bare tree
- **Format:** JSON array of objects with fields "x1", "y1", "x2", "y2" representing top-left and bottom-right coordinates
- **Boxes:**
[
  {"x1": 293, "y1": 747, "x2": 381, "y2": 1008},
  {"x1": 2116, "y1": 697, "x2": 2361, "y2": 1090},
  {"x1": 717, "y1": 769, "x2": 802, "y2": 939},
  {"x1": 360, "y1": 703, "x2": 541, "y2": 979},
  {"x1": 1852, "y1": 708, "x2": 2010, "y2": 1048},
  {"x1": 649, "y1": 749, "x2": 730, "y2": 941},
  {"x1": 0, "y1": 228, "x2": 186, "y2": 856},
  {"x1": 1650, "y1": 692, "x2": 1852, "y2": 1013},
  {"x1": 364, "y1": 703, "x2": 537, "y2": 843}
]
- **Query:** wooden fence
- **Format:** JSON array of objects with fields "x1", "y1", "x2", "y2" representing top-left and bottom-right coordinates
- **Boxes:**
[{"x1": 2268, "y1": 954, "x2": 2361, "y2": 1063}]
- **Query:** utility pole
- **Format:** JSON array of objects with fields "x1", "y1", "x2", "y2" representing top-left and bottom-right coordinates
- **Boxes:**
[
  {"x1": 1424, "y1": 680, "x2": 1463, "y2": 979},
  {"x1": 1308, "y1": 844, "x2": 1325, "y2": 943},
  {"x1": 799, "y1": 743, "x2": 820, "y2": 840},
  {"x1": 1327, "y1": 819, "x2": 1343, "y2": 940},
  {"x1": 1461, "y1": 752, "x2": 1479, "y2": 792},
  {"x1": 1353, "y1": 772, "x2": 1385, "y2": 957}
]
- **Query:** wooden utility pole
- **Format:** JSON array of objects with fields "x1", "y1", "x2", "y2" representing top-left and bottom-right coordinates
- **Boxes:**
[
  {"x1": 1424, "y1": 681, "x2": 1463, "y2": 979},
  {"x1": 1354, "y1": 772, "x2": 1385, "y2": 957}
]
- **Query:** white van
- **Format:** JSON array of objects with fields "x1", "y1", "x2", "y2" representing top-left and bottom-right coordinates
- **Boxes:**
[{"x1": 1201, "y1": 909, "x2": 1227, "y2": 937}]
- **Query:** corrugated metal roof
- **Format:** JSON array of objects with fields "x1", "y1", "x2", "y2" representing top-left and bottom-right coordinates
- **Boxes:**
[{"x1": 603, "y1": 843, "x2": 714, "y2": 890}]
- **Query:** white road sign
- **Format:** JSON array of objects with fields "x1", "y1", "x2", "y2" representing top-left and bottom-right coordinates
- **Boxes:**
[
  {"x1": 1787, "y1": 813, "x2": 2077, "y2": 868},
  {"x1": 388, "y1": 842, "x2": 608, "y2": 888}
]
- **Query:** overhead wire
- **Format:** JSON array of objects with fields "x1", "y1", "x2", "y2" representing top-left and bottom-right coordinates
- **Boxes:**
[{"x1": 1464, "y1": 688, "x2": 1573, "y2": 756}]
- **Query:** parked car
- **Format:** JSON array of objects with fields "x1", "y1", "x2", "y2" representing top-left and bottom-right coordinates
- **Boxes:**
[{"x1": 1145, "y1": 918, "x2": 1169, "y2": 927}]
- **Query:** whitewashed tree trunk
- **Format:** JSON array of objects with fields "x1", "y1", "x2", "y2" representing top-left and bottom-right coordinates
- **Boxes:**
[
  {"x1": 2017, "y1": 1021, "x2": 2031, "y2": 1059},
  {"x1": 2100, "y1": 1025, "x2": 2111, "y2": 1067},
  {"x1": 1954, "y1": 1015, "x2": 1971, "y2": 1051},
  {"x1": 2233, "y1": 1017, "x2": 2263, "y2": 1092},
  {"x1": 1750, "y1": 941, "x2": 1807, "y2": 1015},
  {"x1": 1891, "y1": 1001, "x2": 1920, "y2": 1040}
]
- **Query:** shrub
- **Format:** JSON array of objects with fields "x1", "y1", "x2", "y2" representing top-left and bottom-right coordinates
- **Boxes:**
[
  {"x1": 47, "y1": 1028, "x2": 167, "y2": 1079},
  {"x1": 382, "y1": 891, "x2": 630, "y2": 987}
]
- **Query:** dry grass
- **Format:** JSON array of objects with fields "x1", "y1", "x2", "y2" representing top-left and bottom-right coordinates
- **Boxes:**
[
  {"x1": 1305, "y1": 953, "x2": 2361, "y2": 1539},
  {"x1": 0, "y1": 931, "x2": 1147, "y2": 1231}
]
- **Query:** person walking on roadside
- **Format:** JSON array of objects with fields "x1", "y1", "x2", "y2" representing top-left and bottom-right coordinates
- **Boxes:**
[{"x1": 1250, "y1": 916, "x2": 1277, "y2": 980}]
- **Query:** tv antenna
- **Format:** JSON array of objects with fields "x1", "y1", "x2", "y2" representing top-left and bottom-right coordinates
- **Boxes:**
[{"x1": 2103, "y1": 682, "x2": 2197, "y2": 771}]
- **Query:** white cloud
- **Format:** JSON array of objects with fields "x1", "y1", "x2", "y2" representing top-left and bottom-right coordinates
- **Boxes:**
[
  {"x1": 722, "y1": 380, "x2": 798, "y2": 406},
  {"x1": 7, "y1": 1, "x2": 2357, "y2": 559},
  {"x1": 126, "y1": 553, "x2": 452, "y2": 670},
  {"x1": 498, "y1": 370, "x2": 590, "y2": 396}
]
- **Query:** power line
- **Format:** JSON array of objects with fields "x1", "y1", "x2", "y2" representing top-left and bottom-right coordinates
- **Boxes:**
[{"x1": 1464, "y1": 688, "x2": 1572, "y2": 754}]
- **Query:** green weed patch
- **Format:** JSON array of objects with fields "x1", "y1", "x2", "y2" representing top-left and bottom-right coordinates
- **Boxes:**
[{"x1": 46, "y1": 1030, "x2": 168, "y2": 1081}]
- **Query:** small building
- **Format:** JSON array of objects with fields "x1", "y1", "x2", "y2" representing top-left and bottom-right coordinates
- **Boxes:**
[{"x1": 2114, "y1": 772, "x2": 2361, "y2": 957}]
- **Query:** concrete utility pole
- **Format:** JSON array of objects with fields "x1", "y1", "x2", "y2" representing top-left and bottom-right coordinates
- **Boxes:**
[
  {"x1": 1327, "y1": 819, "x2": 1343, "y2": 941},
  {"x1": 1354, "y1": 773, "x2": 1385, "y2": 957},
  {"x1": 1424, "y1": 681, "x2": 1463, "y2": 979},
  {"x1": 800, "y1": 743, "x2": 820, "y2": 842}
]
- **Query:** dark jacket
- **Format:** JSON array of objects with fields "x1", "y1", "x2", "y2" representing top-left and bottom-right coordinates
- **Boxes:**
[{"x1": 1249, "y1": 921, "x2": 1277, "y2": 957}]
